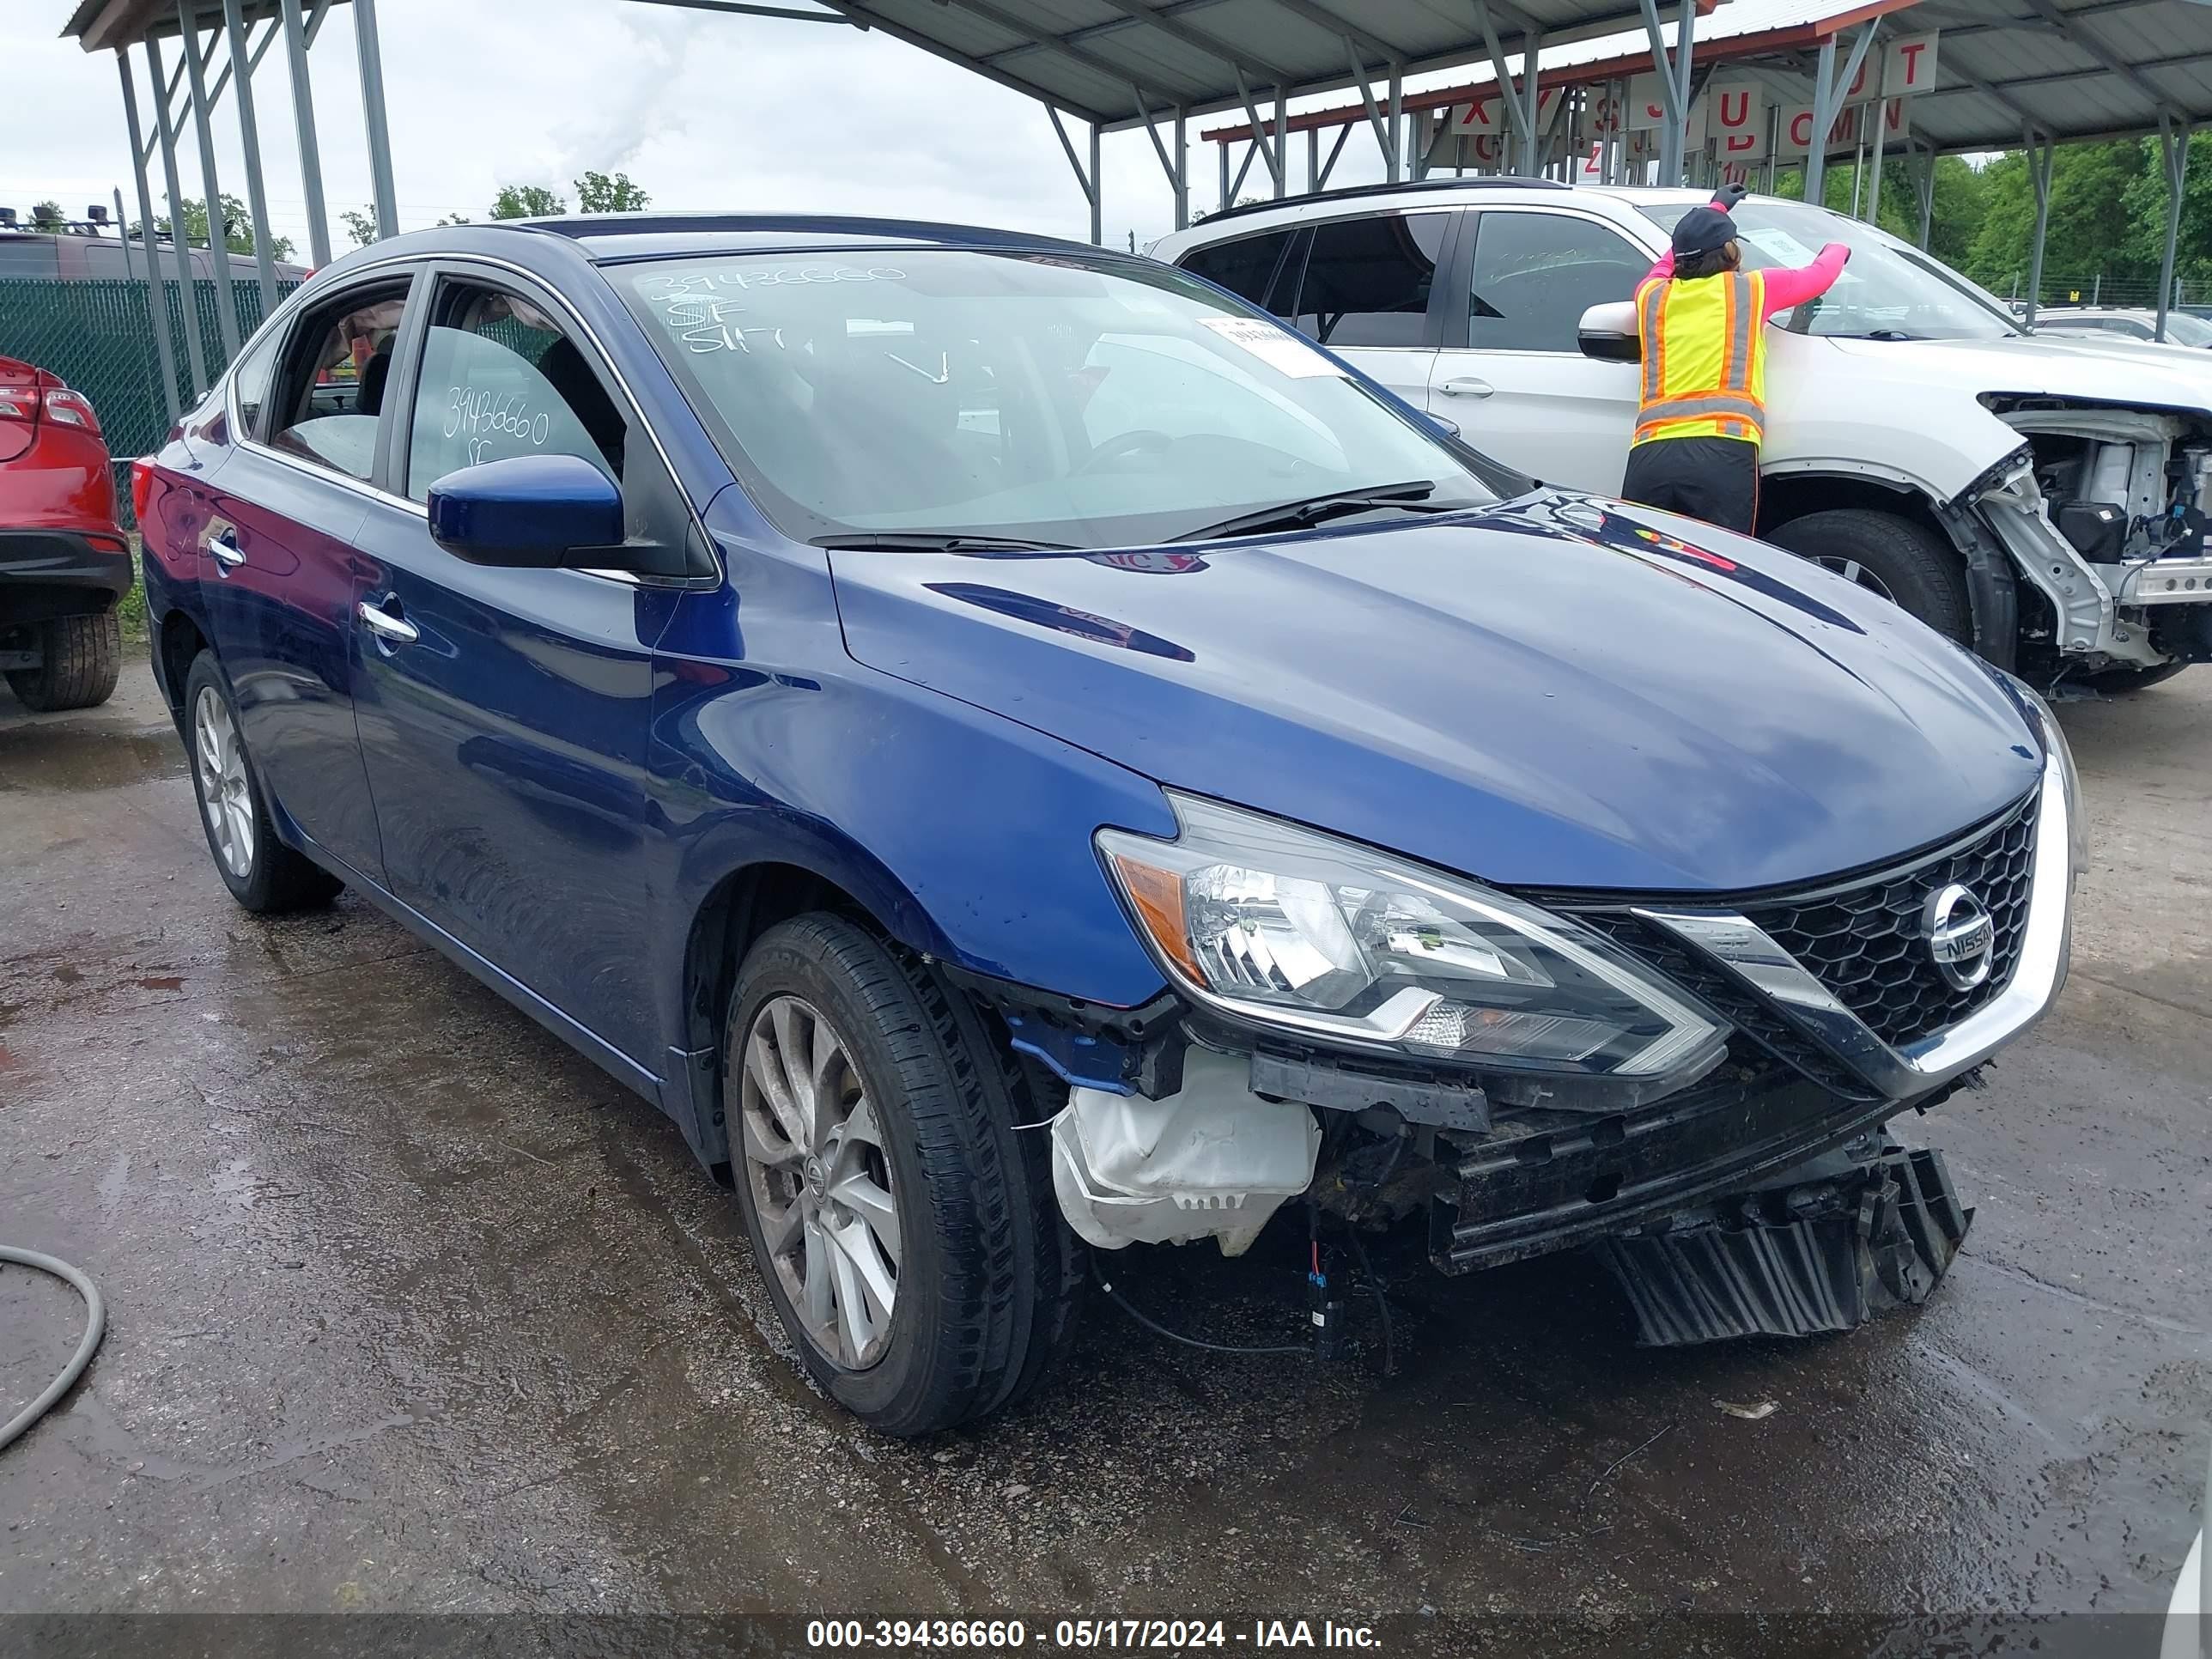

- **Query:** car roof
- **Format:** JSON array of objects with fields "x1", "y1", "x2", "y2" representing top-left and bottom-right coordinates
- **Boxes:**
[
  {"x1": 1157, "y1": 181, "x2": 1733, "y2": 253},
  {"x1": 466, "y1": 212, "x2": 1107, "y2": 264}
]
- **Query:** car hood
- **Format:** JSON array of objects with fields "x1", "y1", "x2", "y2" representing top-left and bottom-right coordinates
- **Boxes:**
[
  {"x1": 828, "y1": 493, "x2": 2045, "y2": 894},
  {"x1": 1829, "y1": 331, "x2": 2212, "y2": 411}
]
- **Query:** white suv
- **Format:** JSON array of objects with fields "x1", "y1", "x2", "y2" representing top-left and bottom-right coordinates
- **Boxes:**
[{"x1": 1155, "y1": 183, "x2": 2212, "y2": 692}]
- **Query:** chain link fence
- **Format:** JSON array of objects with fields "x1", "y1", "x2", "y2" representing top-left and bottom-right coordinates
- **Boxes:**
[
  {"x1": 1992, "y1": 270, "x2": 2212, "y2": 313},
  {"x1": 0, "y1": 277, "x2": 298, "y2": 523}
]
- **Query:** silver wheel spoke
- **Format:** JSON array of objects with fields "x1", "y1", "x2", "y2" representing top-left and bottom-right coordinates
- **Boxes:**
[
  {"x1": 831, "y1": 1172, "x2": 900, "y2": 1268},
  {"x1": 769, "y1": 1000, "x2": 820, "y2": 1151},
  {"x1": 759, "y1": 1193, "x2": 805, "y2": 1257},
  {"x1": 799, "y1": 1214, "x2": 834, "y2": 1325},
  {"x1": 828, "y1": 1236, "x2": 877, "y2": 1364},
  {"x1": 742, "y1": 1112, "x2": 802, "y2": 1170},
  {"x1": 747, "y1": 1031, "x2": 811, "y2": 1151}
]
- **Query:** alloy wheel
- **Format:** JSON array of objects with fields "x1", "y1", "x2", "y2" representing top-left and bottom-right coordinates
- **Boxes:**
[
  {"x1": 1814, "y1": 556, "x2": 1898, "y2": 604},
  {"x1": 192, "y1": 686, "x2": 255, "y2": 879},
  {"x1": 738, "y1": 994, "x2": 902, "y2": 1370}
]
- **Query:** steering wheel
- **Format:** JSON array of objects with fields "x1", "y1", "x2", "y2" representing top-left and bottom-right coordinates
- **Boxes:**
[{"x1": 1079, "y1": 428, "x2": 1173, "y2": 473}]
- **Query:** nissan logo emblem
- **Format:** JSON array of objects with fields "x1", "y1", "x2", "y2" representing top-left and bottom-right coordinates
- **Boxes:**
[{"x1": 1923, "y1": 883, "x2": 1996, "y2": 992}]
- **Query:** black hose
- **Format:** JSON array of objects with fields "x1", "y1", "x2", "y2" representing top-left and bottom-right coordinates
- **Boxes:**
[
  {"x1": 0, "y1": 1247, "x2": 105, "y2": 1453},
  {"x1": 1093, "y1": 1259, "x2": 1314, "y2": 1358}
]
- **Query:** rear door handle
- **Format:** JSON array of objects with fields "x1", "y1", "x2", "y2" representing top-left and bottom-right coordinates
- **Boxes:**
[
  {"x1": 358, "y1": 599, "x2": 419, "y2": 645},
  {"x1": 1438, "y1": 377, "x2": 1495, "y2": 399},
  {"x1": 208, "y1": 532, "x2": 246, "y2": 569}
]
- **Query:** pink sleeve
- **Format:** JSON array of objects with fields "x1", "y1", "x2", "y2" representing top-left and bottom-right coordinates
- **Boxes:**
[
  {"x1": 1643, "y1": 247, "x2": 1675, "y2": 286},
  {"x1": 1759, "y1": 242, "x2": 1850, "y2": 318}
]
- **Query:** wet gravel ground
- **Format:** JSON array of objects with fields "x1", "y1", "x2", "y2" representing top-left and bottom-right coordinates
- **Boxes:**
[{"x1": 2, "y1": 663, "x2": 2208, "y2": 1658}]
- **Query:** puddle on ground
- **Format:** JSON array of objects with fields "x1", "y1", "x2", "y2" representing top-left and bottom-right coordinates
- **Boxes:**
[{"x1": 0, "y1": 722, "x2": 185, "y2": 793}]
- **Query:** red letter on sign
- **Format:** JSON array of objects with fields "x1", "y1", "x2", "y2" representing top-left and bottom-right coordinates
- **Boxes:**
[
  {"x1": 1718, "y1": 88, "x2": 1751, "y2": 131},
  {"x1": 1896, "y1": 40, "x2": 1926, "y2": 90}
]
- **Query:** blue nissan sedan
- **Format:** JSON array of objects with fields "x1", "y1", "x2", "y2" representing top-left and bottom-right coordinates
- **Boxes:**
[{"x1": 137, "y1": 215, "x2": 2078, "y2": 1434}]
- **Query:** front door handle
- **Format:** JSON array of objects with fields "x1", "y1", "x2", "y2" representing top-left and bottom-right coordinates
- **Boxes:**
[
  {"x1": 357, "y1": 599, "x2": 419, "y2": 645},
  {"x1": 208, "y1": 532, "x2": 246, "y2": 569},
  {"x1": 1438, "y1": 377, "x2": 1495, "y2": 399}
]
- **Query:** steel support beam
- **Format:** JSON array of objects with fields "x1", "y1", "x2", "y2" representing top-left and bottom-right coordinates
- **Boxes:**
[
  {"x1": 1273, "y1": 85, "x2": 1291, "y2": 198},
  {"x1": 1091, "y1": 121, "x2": 1103, "y2": 242},
  {"x1": 1132, "y1": 88, "x2": 1188, "y2": 229},
  {"x1": 1668, "y1": 0, "x2": 1695, "y2": 185},
  {"x1": 1048, "y1": 107, "x2": 1103, "y2": 243},
  {"x1": 280, "y1": 0, "x2": 333, "y2": 268},
  {"x1": 1866, "y1": 94, "x2": 1888, "y2": 221},
  {"x1": 1912, "y1": 142, "x2": 1936, "y2": 248},
  {"x1": 355, "y1": 0, "x2": 400, "y2": 239},
  {"x1": 1233, "y1": 69, "x2": 1284, "y2": 194},
  {"x1": 2156, "y1": 114, "x2": 2192, "y2": 339},
  {"x1": 1636, "y1": 0, "x2": 1683, "y2": 184},
  {"x1": 115, "y1": 58, "x2": 184, "y2": 426},
  {"x1": 1806, "y1": 26, "x2": 1877, "y2": 206},
  {"x1": 222, "y1": 0, "x2": 281, "y2": 316},
  {"x1": 1475, "y1": 0, "x2": 1536, "y2": 172},
  {"x1": 2024, "y1": 128, "x2": 2054, "y2": 325},
  {"x1": 179, "y1": 7, "x2": 240, "y2": 365},
  {"x1": 145, "y1": 35, "x2": 210, "y2": 398},
  {"x1": 1318, "y1": 122, "x2": 1353, "y2": 189}
]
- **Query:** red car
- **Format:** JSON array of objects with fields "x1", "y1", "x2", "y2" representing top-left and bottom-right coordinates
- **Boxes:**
[{"x1": 1, "y1": 354, "x2": 131, "y2": 710}]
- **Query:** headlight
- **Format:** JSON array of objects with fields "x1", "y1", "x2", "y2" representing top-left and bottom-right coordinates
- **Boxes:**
[{"x1": 1097, "y1": 793, "x2": 1728, "y2": 1100}]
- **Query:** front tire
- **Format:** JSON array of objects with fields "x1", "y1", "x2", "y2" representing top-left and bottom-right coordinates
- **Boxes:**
[
  {"x1": 1769, "y1": 509, "x2": 1972, "y2": 642},
  {"x1": 726, "y1": 915, "x2": 1079, "y2": 1436},
  {"x1": 183, "y1": 652, "x2": 341, "y2": 913},
  {"x1": 5, "y1": 613, "x2": 121, "y2": 711}
]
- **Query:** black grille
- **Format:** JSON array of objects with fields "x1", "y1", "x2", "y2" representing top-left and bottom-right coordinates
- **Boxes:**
[
  {"x1": 1564, "y1": 788, "x2": 2040, "y2": 1090},
  {"x1": 1740, "y1": 793, "x2": 2038, "y2": 1049}
]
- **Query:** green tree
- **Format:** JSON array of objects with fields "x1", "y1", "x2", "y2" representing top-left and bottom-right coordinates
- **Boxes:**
[
  {"x1": 340, "y1": 206, "x2": 378, "y2": 247},
  {"x1": 436, "y1": 212, "x2": 473, "y2": 227},
  {"x1": 1962, "y1": 140, "x2": 2148, "y2": 302},
  {"x1": 127, "y1": 191, "x2": 295, "y2": 261},
  {"x1": 574, "y1": 170, "x2": 650, "y2": 213},
  {"x1": 2119, "y1": 131, "x2": 2212, "y2": 297},
  {"x1": 490, "y1": 184, "x2": 566, "y2": 219}
]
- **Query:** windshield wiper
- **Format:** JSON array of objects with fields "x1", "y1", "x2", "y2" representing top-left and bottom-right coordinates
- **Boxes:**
[
  {"x1": 811, "y1": 532, "x2": 1079, "y2": 553},
  {"x1": 1841, "y1": 328, "x2": 1922, "y2": 342},
  {"x1": 1171, "y1": 480, "x2": 1444, "y2": 543}
]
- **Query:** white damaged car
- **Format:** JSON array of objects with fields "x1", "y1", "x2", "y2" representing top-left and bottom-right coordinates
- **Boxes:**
[{"x1": 1158, "y1": 185, "x2": 2212, "y2": 693}]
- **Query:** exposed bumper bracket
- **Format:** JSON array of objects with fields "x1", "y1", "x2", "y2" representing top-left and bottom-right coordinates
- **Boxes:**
[{"x1": 1594, "y1": 1138, "x2": 1972, "y2": 1345}]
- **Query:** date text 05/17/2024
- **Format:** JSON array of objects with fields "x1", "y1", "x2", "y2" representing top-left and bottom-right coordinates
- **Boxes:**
[{"x1": 805, "y1": 1619, "x2": 1384, "y2": 1650}]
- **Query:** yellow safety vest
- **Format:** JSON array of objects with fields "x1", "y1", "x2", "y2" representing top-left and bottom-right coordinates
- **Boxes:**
[{"x1": 1634, "y1": 269, "x2": 1768, "y2": 448}]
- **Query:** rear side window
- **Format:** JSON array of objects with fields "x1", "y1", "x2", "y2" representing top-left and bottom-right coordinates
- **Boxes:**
[
  {"x1": 1178, "y1": 230, "x2": 1295, "y2": 311},
  {"x1": 228, "y1": 321, "x2": 283, "y2": 440},
  {"x1": 1288, "y1": 213, "x2": 1449, "y2": 349},
  {"x1": 1465, "y1": 211, "x2": 1647, "y2": 353},
  {"x1": 269, "y1": 283, "x2": 411, "y2": 481},
  {"x1": 404, "y1": 280, "x2": 628, "y2": 500}
]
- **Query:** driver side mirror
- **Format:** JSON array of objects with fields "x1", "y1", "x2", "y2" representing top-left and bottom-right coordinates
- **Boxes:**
[
  {"x1": 426, "y1": 453, "x2": 626, "y2": 569},
  {"x1": 1577, "y1": 301, "x2": 1641, "y2": 364}
]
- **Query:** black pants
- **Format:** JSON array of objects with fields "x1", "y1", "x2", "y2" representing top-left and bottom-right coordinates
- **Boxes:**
[{"x1": 1620, "y1": 435, "x2": 1759, "y2": 535}]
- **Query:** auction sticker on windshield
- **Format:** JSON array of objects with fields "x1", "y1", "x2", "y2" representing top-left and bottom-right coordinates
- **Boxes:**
[
  {"x1": 1198, "y1": 316, "x2": 1345, "y2": 378},
  {"x1": 1741, "y1": 227, "x2": 1822, "y2": 268}
]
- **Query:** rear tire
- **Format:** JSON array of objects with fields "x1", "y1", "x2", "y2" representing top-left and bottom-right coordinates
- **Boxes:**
[
  {"x1": 183, "y1": 652, "x2": 342, "y2": 914},
  {"x1": 5, "y1": 613, "x2": 121, "y2": 711},
  {"x1": 726, "y1": 914, "x2": 1079, "y2": 1436},
  {"x1": 1769, "y1": 509, "x2": 1973, "y2": 643}
]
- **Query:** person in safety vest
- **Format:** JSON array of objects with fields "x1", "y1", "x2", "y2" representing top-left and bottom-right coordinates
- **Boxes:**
[{"x1": 1621, "y1": 183, "x2": 1850, "y2": 535}]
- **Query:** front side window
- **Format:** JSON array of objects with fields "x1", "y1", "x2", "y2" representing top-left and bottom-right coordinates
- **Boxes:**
[
  {"x1": 1289, "y1": 214, "x2": 1449, "y2": 349},
  {"x1": 1178, "y1": 230, "x2": 1296, "y2": 312},
  {"x1": 617, "y1": 250, "x2": 1513, "y2": 550},
  {"x1": 404, "y1": 281, "x2": 627, "y2": 501},
  {"x1": 269, "y1": 284, "x2": 410, "y2": 481},
  {"x1": 1635, "y1": 199, "x2": 2020, "y2": 341},
  {"x1": 1466, "y1": 212, "x2": 1649, "y2": 353}
]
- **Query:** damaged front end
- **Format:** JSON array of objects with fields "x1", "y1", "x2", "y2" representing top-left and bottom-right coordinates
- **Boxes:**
[
  {"x1": 1967, "y1": 398, "x2": 2212, "y2": 678},
  {"x1": 969, "y1": 744, "x2": 2074, "y2": 1348}
]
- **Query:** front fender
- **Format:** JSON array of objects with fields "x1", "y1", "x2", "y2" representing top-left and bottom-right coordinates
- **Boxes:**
[{"x1": 647, "y1": 642, "x2": 1179, "y2": 1044}]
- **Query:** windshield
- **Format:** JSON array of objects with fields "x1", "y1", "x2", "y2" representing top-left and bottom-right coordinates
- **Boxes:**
[
  {"x1": 616, "y1": 250, "x2": 1511, "y2": 549},
  {"x1": 1636, "y1": 198, "x2": 2021, "y2": 342}
]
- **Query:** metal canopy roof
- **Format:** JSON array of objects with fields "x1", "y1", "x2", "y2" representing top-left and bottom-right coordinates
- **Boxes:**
[
  {"x1": 1906, "y1": 0, "x2": 2212, "y2": 149},
  {"x1": 1196, "y1": 0, "x2": 1913, "y2": 142},
  {"x1": 59, "y1": 0, "x2": 339, "y2": 52},
  {"x1": 811, "y1": 0, "x2": 1729, "y2": 131}
]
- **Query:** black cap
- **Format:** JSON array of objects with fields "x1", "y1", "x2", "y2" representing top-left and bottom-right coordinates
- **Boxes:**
[{"x1": 1672, "y1": 204, "x2": 1737, "y2": 258}]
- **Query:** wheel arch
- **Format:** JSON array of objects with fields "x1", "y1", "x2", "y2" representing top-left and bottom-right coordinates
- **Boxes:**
[
  {"x1": 1756, "y1": 467, "x2": 2019, "y2": 667},
  {"x1": 155, "y1": 606, "x2": 209, "y2": 728}
]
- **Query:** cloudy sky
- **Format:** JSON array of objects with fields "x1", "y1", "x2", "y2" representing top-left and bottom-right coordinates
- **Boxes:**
[{"x1": 1, "y1": 0, "x2": 1421, "y2": 259}]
